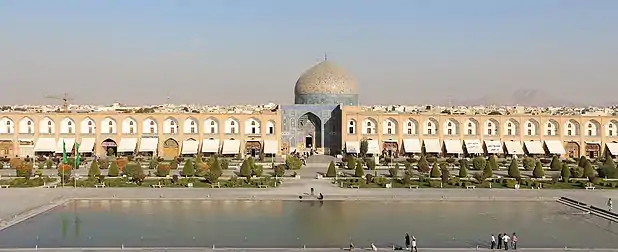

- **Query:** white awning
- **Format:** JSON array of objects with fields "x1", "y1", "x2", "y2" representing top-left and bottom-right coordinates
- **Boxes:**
[
  {"x1": 139, "y1": 138, "x2": 159, "y2": 153},
  {"x1": 484, "y1": 140, "x2": 502, "y2": 154},
  {"x1": 606, "y1": 142, "x2": 618, "y2": 155},
  {"x1": 264, "y1": 140, "x2": 278, "y2": 154},
  {"x1": 444, "y1": 140, "x2": 464, "y2": 154},
  {"x1": 202, "y1": 139, "x2": 220, "y2": 153},
  {"x1": 34, "y1": 138, "x2": 57, "y2": 152},
  {"x1": 464, "y1": 139, "x2": 483, "y2": 154},
  {"x1": 523, "y1": 141, "x2": 545, "y2": 154},
  {"x1": 345, "y1": 141, "x2": 360, "y2": 154},
  {"x1": 117, "y1": 138, "x2": 138, "y2": 153},
  {"x1": 504, "y1": 141, "x2": 524, "y2": 155},
  {"x1": 222, "y1": 139, "x2": 240, "y2": 154},
  {"x1": 544, "y1": 140, "x2": 566, "y2": 154},
  {"x1": 55, "y1": 138, "x2": 75, "y2": 153},
  {"x1": 367, "y1": 140, "x2": 380, "y2": 154},
  {"x1": 402, "y1": 139, "x2": 422, "y2": 153},
  {"x1": 78, "y1": 138, "x2": 96, "y2": 153},
  {"x1": 423, "y1": 139, "x2": 441, "y2": 153},
  {"x1": 181, "y1": 140, "x2": 199, "y2": 154}
]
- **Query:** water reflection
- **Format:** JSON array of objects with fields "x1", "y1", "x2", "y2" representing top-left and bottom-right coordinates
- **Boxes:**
[{"x1": 1, "y1": 200, "x2": 617, "y2": 248}]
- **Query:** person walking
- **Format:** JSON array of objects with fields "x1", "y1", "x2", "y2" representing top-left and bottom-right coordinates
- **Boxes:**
[
  {"x1": 608, "y1": 198, "x2": 613, "y2": 212},
  {"x1": 405, "y1": 233, "x2": 411, "y2": 249},
  {"x1": 497, "y1": 233, "x2": 503, "y2": 249},
  {"x1": 491, "y1": 234, "x2": 496, "y2": 249},
  {"x1": 502, "y1": 234, "x2": 510, "y2": 250},
  {"x1": 511, "y1": 233, "x2": 518, "y2": 250},
  {"x1": 411, "y1": 236, "x2": 418, "y2": 252}
]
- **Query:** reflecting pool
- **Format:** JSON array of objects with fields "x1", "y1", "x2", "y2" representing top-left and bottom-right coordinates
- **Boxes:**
[{"x1": 0, "y1": 200, "x2": 616, "y2": 248}]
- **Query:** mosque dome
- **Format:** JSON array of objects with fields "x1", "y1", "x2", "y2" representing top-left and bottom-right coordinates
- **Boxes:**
[{"x1": 294, "y1": 60, "x2": 359, "y2": 105}]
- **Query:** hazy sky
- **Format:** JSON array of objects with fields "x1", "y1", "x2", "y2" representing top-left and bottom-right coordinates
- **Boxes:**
[{"x1": 1, "y1": 0, "x2": 617, "y2": 106}]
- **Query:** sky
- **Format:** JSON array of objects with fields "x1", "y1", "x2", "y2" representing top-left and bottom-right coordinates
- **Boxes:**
[{"x1": 0, "y1": 0, "x2": 617, "y2": 106}]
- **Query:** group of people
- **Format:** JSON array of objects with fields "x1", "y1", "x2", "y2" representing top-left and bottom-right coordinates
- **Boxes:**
[
  {"x1": 491, "y1": 233, "x2": 518, "y2": 250},
  {"x1": 348, "y1": 233, "x2": 417, "y2": 251}
]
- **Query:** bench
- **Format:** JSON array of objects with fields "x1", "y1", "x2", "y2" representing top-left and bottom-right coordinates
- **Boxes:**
[
  {"x1": 43, "y1": 184, "x2": 57, "y2": 188},
  {"x1": 94, "y1": 184, "x2": 106, "y2": 188},
  {"x1": 349, "y1": 185, "x2": 360, "y2": 189},
  {"x1": 466, "y1": 185, "x2": 476, "y2": 189},
  {"x1": 258, "y1": 185, "x2": 269, "y2": 188},
  {"x1": 0, "y1": 185, "x2": 10, "y2": 188},
  {"x1": 151, "y1": 184, "x2": 163, "y2": 188},
  {"x1": 585, "y1": 186, "x2": 596, "y2": 190},
  {"x1": 211, "y1": 182, "x2": 221, "y2": 188},
  {"x1": 409, "y1": 185, "x2": 419, "y2": 189}
]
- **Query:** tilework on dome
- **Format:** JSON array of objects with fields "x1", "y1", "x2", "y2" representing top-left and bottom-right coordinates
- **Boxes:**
[
  {"x1": 295, "y1": 94, "x2": 359, "y2": 105},
  {"x1": 294, "y1": 61, "x2": 358, "y2": 96}
]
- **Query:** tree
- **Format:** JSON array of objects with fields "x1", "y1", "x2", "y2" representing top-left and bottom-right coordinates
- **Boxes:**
[
  {"x1": 523, "y1": 157, "x2": 535, "y2": 171},
  {"x1": 603, "y1": 154, "x2": 615, "y2": 167},
  {"x1": 156, "y1": 163, "x2": 170, "y2": 177},
  {"x1": 561, "y1": 163, "x2": 571, "y2": 182},
  {"x1": 366, "y1": 159, "x2": 376, "y2": 170},
  {"x1": 550, "y1": 156, "x2": 562, "y2": 171},
  {"x1": 354, "y1": 161, "x2": 364, "y2": 177},
  {"x1": 458, "y1": 159, "x2": 468, "y2": 178},
  {"x1": 570, "y1": 166, "x2": 584, "y2": 178},
  {"x1": 88, "y1": 160, "x2": 100, "y2": 178},
  {"x1": 360, "y1": 139, "x2": 369, "y2": 157},
  {"x1": 578, "y1": 156, "x2": 587, "y2": 168},
  {"x1": 325, "y1": 161, "x2": 336, "y2": 177},
  {"x1": 45, "y1": 159, "x2": 53, "y2": 169},
  {"x1": 274, "y1": 164, "x2": 286, "y2": 177},
  {"x1": 285, "y1": 156, "x2": 302, "y2": 170},
  {"x1": 347, "y1": 158, "x2": 357, "y2": 170},
  {"x1": 430, "y1": 162, "x2": 441, "y2": 178},
  {"x1": 389, "y1": 163, "x2": 399, "y2": 177},
  {"x1": 205, "y1": 156, "x2": 223, "y2": 183},
  {"x1": 252, "y1": 165, "x2": 264, "y2": 177},
  {"x1": 440, "y1": 162, "x2": 450, "y2": 183},
  {"x1": 472, "y1": 157, "x2": 486, "y2": 170},
  {"x1": 149, "y1": 158, "x2": 159, "y2": 170},
  {"x1": 108, "y1": 161, "x2": 120, "y2": 177},
  {"x1": 239, "y1": 158, "x2": 252, "y2": 178},
  {"x1": 488, "y1": 155, "x2": 499, "y2": 170},
  {"x1": 182, "y1": 159, "x2": 195, "y2": 177},
  {"x1": 508, "y1": 159, "x2": 520, "y2": 179},
  {"x1": 583, "y1": 160, "x2": 595, "y2": 179},
  {"x1": 170, "y1": 159, "x2": 179, "y2": 170},
  {"x1": 597, "y1": 163, "x2": 617, "y2": 179},
  {"x1": 417, "y1": 155, "x2": 430, "y2": 173},
  {"x1": 533, "y1": 161, "x2": 545, "y2": 178},
  {"x1": 16, "y1": 161, "x2": 33, "y2": 178},
  {"x1": 483, "y1": 159, "x2": 493, "y2": 178},
  {"x1": 124, "y1": 162, "x2": 144, "y2": 179}
]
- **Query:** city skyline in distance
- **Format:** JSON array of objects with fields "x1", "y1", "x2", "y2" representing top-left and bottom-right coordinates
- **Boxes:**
[{"x1": 1, "y1": 0, "x2": 617, "y2": 106}]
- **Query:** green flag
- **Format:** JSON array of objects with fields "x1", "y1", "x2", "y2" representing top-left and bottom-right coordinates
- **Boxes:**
[
  {"x1": 62, "y1": 140, "x2": 68, "y2": 164},
  {"x1": 74, "y1": 143, "x2": 81, "y2": 168}
]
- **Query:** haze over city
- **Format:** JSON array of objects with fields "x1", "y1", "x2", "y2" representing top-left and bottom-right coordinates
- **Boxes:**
[{"x1": 1, "y1": 0, "x2": 617, "y2": 106}]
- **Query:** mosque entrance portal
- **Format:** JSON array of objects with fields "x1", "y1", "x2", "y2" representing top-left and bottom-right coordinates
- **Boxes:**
[{"x1": 298, "y1": 112, "x2": 321, "y2": 150}]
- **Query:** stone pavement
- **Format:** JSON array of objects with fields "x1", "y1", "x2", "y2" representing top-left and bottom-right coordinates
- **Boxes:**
[{"x1": 1, "y1": 248, "x2": 618, "y2": 252}]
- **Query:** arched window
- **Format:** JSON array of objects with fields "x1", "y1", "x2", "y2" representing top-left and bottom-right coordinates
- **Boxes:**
[
  {"x1": 487, "y1": 122, "x2": 492, "y2": 127},
  {"x1": 47, "y1": 121, "x2": 52, "y2": 126},
  {"x1": 129, "y1": 121, "x2": 134, "y2": 126},
  {"x1": 108, "y1": 121, "x2": 113, "y2": 126},
  {"x1": 27, "y1": 121, "x2": 32, "y2": 126},
  {"x1": 447, "y1": 122, "x2": 452, "y2": 127},
  {"x1": 88, "y1": 121, "x2": 92, "y2": 126},
  {"x1": 150, "y1": 121, "x2": 155, "y2": 126}
]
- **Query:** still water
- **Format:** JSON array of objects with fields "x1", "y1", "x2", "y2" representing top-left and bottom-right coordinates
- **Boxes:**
[{"x1": 0, "y1": 200, "x2": 617, "y2": 248}]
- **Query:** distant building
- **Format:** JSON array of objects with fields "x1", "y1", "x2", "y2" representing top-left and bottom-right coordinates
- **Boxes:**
[{"x1": 0, "y1": 60, "x2": 617, "y2": 159}]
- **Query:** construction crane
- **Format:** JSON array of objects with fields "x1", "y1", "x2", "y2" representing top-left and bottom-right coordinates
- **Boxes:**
[{"x1": 45, "y1": 93, "x2": 74, "y2": 113}]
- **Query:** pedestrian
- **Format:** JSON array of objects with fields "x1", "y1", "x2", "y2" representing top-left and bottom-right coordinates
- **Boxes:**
[
  {"x1": 411, "y1": 236, "x2": 418, "y2": 252},
  {"x1": 608, "y1": 198, "x2": 613, "y2": 212},
  {"x1": 497, "y1": 233, "x2": 503, "y2": 249},
  {"x1": 502, "y1": 233, "x2": 510, "y2": 250},
  {"x1": 370, "y1": 242, "x2": 378, "y2": 251},
  {"x1": 405, "y1": 233, "x2": 411, "y2": 249},
  {"x1": 491, "y1": 234, "x2": 496, "y2": 249},
  {"x1": 511, "y1": 233, "x2": 517, "y2": 250}
]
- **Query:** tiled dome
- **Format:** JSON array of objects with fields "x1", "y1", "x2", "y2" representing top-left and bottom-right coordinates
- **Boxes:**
[{"x1": 294, "y1": 61, "x2": 358, "y2": 96}]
